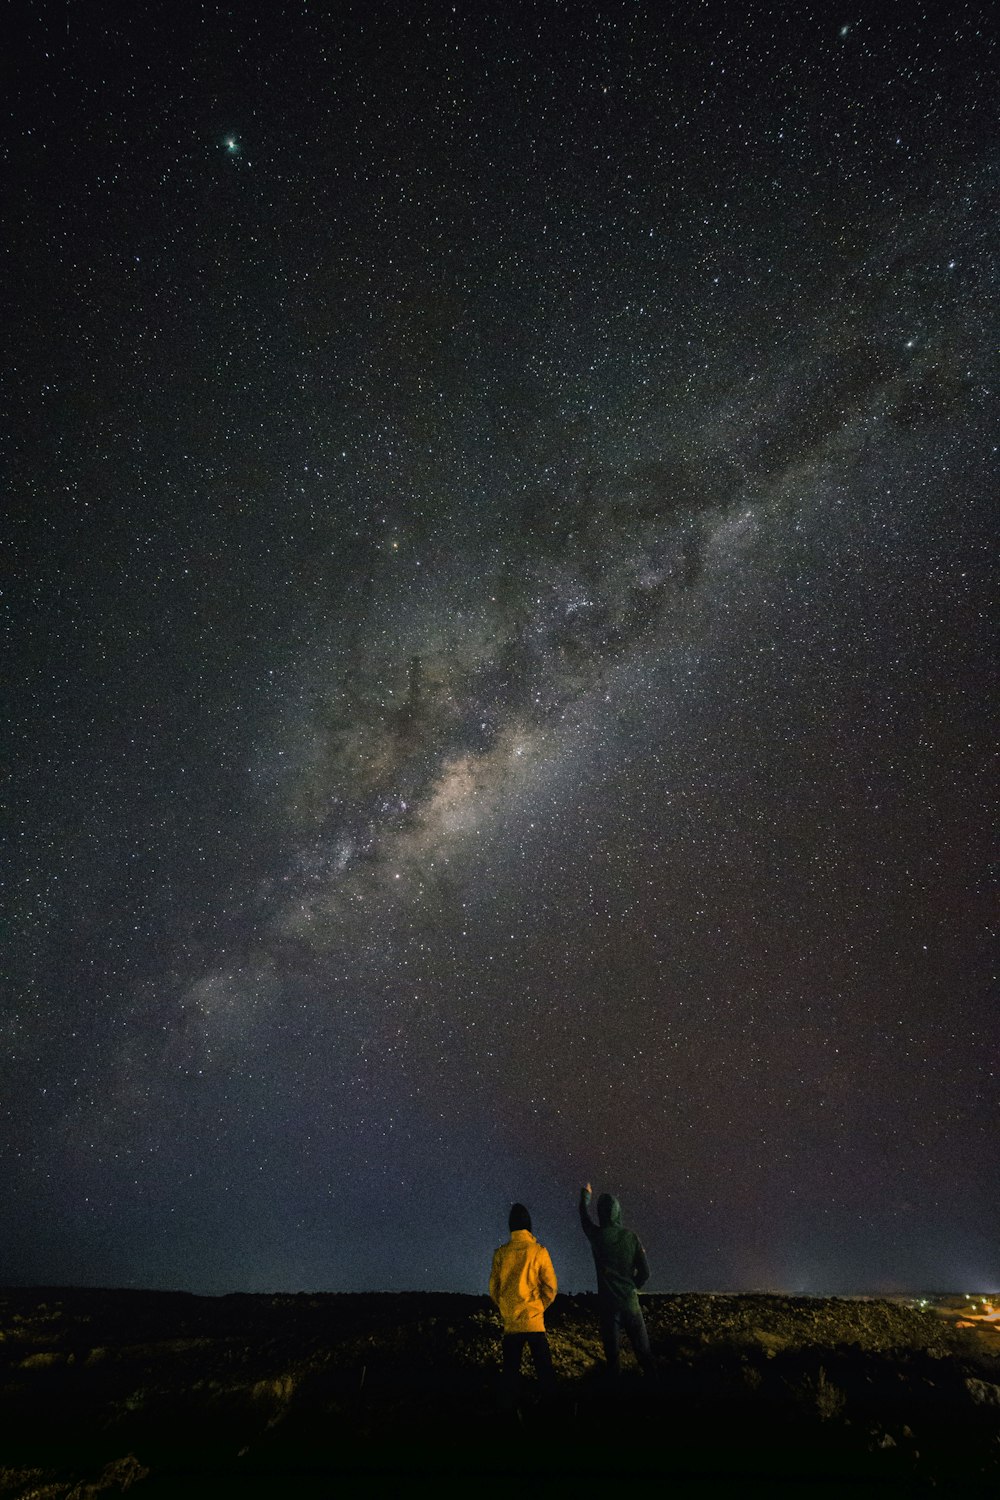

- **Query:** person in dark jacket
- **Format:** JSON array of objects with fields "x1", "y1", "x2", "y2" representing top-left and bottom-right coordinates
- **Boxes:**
[{"x1": 579, "y1": 1182, "x2": 655, "y2": 1376}]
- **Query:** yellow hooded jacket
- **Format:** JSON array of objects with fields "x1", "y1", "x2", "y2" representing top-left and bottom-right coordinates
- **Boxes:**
[{"x1": 489, "y1": 1229, "x2": 557, "y2": 1333}]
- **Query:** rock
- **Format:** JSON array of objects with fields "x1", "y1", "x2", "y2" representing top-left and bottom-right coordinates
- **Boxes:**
[
  {"x1": 19, "y1": 1351, "x2": 64, "y2": 1369},
  {"x1": 965, "y1": 1378, "x2": 1000, "y2": 1407},
  {"x1": 66, "y1": 1453, "x2": 150, "y2": 1497}
]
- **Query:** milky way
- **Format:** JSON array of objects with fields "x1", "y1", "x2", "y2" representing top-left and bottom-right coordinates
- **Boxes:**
[{"x1": 4, "y1": 3, "x2": 997, "y2": 1295}]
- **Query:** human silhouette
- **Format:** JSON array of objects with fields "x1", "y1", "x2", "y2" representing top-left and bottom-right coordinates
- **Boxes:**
[
  {"x1": 579, "y1": 1182, "x2": 654, "y2": 1376},
  {"x1": 489, "y1": 1203, "x2": 558, "y2": 1399}
]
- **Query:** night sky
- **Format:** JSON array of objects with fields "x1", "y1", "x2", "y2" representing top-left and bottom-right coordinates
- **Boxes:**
[{"x1": 4, "y1": 2, "x2": 997, "y2": 1297}]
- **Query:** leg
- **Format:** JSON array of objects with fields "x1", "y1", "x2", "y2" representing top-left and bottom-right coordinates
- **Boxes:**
[
  {"x1": 621, "y1": 1305, "x2": 655, "y2": 1374},
  {"x1": 599, "y1": 1307, "x2": 621, "y2": 1376},
  {"x1": 525, "y1": 1331, "x2": 556, "y2": 1394},
  {"x1": 502, "y1": 1332, "x2": 526, "y2": 1392}
]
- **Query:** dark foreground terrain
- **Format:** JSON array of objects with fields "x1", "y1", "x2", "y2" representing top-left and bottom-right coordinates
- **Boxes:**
[{"x1": 1, "y1": 1288, "x2": 998, "y2": 1496}]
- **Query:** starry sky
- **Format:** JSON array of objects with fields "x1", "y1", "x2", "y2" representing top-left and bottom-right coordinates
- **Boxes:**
[{"x1": 4, "y1": 2, "x2": 997, "y2": 1296}]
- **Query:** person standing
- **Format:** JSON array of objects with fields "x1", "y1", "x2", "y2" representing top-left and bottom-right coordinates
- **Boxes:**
[
  {"x1": 578, "y1": 1182, "x2": 655, "y2": 1376},
  {"x1": 489, "y1": 1203, "x2": 558, "y2": 1398}
]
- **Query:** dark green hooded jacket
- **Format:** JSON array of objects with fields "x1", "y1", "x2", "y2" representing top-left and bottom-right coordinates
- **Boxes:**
[{"x1": 579, "y1": 1189, "x2": 650, "y2": 1313}]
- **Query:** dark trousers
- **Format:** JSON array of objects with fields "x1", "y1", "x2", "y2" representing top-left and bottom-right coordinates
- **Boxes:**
[
  {"x1": 599, "y1": 1303, "x2": 654, "y2": 1374},
  {"x1": 502, "y1": 1331, "x2": 556, "y2": 1393}
]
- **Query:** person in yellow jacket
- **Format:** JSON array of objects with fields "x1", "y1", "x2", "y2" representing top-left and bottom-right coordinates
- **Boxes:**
[{"x1": 489, "y1": 1203, "x2": 558, "y2": 1397}]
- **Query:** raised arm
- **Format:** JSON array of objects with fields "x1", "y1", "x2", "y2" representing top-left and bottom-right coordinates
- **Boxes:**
[{"x1": 578, "y1": 1183, "x2": 598, "y2": 1241}]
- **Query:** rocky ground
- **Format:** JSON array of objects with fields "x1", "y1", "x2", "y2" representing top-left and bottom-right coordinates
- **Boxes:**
[{"x1": 1, "y1": 1287, "x2": 998, "y2": 1495}]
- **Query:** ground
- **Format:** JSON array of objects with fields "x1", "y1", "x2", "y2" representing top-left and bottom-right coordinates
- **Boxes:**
[{"x1": 1, "y1": 1288, "x2": 998, "y2": 1495}]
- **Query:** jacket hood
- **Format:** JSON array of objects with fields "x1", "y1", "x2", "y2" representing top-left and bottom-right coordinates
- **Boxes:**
[{"x1": 597, "y1": 1193, "x2": 622, "y2": 1227}]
